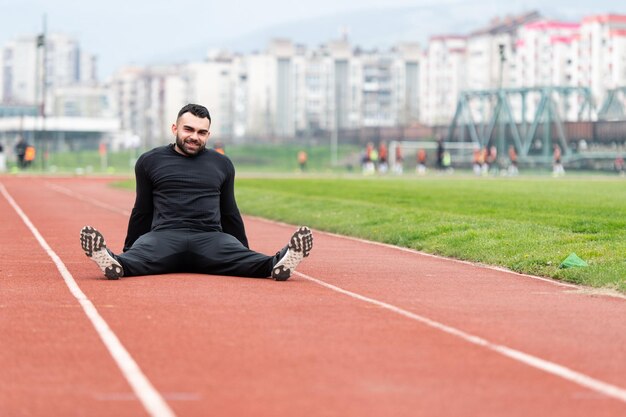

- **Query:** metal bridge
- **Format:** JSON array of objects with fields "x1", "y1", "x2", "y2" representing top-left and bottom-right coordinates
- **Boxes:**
[{"x1": 446, "y1": 86, "x2": 625, "y2": 165}]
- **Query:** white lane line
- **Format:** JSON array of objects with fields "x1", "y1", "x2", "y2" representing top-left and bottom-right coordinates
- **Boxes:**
[
  {"x1": 45, "y1": 182, "x2": 131, "y2": 216},
  {"x1": 0, "y1": 183, "x2": 176, "y2": 417},
  {"x1": 295, "y1": 271, "x2": 626, "y2": 404},
  {"x1": 250, "y1": 215, "x2": 582, "y2": 290}
]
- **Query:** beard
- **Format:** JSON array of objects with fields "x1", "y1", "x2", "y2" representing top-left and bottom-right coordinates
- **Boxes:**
[{"x1": 175, "y1": 134, "x2": 206, "y2": 156}]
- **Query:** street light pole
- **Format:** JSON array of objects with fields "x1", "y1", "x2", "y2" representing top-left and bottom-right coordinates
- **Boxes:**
[
  {"x1": 37, "y1": 14, "x2": 47, "y2": 170},
  {"x1": 497, "y1": 43, "x2": 506, "y2": 157},
  {"x1": 331, "y1": 67, "x2": 339, "y2": 167}
]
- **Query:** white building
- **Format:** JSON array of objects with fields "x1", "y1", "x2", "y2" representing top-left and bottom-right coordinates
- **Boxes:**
[
  {"x1": 0, "y1": 36, "x2": 39, "y2": 105},
  {"x1": 420, "y1": 35, "x2": 467, "y2": 125},
  {"x1": 244, "y1": 39, "x2": 298, "y2": 139},
  {"x1": 394, "y1": 42, "x2": 422, "y2": 126},
  {"x1": 466, "y1": 12, "x2": 541, "y2": 91},
  {"x1": 185, "y1": 52, "x2": 240, "y2": 140},
  {"x1": 109, "y1": 65, "x2": 186, "y2": 149},
  {"x1": 0, "y1": 33, "x2": 97, "y2": 110},
  {"x1": 573, "y1": 14, "x2": 626, "y2": 104},
  {"x1": 515, "y1": 20, "x2": 580, "y2": 88}
]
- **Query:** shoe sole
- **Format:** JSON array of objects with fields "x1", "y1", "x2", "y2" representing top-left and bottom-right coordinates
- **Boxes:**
[
  {"x1": 80, "y1": 226, "x2": 124, "y2": 280},
  {"x1": 271, "y1": 226, "x2": 313, "y2": 281}
]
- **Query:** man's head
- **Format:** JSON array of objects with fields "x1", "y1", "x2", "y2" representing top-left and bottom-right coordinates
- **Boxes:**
[{"x1": 172, "y1": 104, "x2": 212, "y2": 157}]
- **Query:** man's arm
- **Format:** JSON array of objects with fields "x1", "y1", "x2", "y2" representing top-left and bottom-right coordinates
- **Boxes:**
[
  {"x1": 220, "y1": 160, "x2": 249, "y2": 248},
  {"x1": 123, "y1": 158, "x2": 154, "y2": 251}
]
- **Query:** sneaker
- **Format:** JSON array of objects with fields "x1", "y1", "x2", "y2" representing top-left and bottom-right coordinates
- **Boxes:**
[
  {"x1": 271, "y1": 226, "x2": 313, "y2": 281},
  {"x1": 80, "y1": 226, "x2": 124, "y2": 280}
]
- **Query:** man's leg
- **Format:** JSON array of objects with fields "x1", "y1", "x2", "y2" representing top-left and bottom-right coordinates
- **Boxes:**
[
  {"x1": 189, "y1": 226, "x2": 313, "y2": 281},
  {"x1": 188, "y1": 231, "x2": 276, "y2": 278},
  {"x1": 271, "y1": 226, "x2": 313, "y2": 280},
  {"x1": 80, "y1": 226, "x2": 186, "y2": 278},
  {"x1": 115, "y1": 230, "x2": 188, "y2": 277},
  {"x1": 80, "y1": 226, "x2": 124, "y2": 279}
]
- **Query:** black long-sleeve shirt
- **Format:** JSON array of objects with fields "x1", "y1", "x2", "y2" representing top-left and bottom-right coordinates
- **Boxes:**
[{"x1": 123, "y1": 144, "x2": 249, "y2": 251}]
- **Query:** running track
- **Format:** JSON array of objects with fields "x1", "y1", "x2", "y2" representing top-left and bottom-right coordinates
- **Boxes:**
[{"x1": 1, "y1": 176, "x2": 625, "y2": 417}]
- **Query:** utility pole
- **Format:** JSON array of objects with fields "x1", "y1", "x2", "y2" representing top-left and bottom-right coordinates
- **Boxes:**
[
  {"x1": 37, "y1": 14, "x2": 47, "y2": 170},
  {"x1": 331, "y1": 66, "x2": 339, "y2": 167},
  {"x1": 497, "y1": 43, "x2": 506, "y2": 157}
]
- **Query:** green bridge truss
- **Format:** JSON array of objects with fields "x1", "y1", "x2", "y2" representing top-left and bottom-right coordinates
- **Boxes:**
[{"x1": 446, "y1": 86, "x2": 624, "y2": 164}]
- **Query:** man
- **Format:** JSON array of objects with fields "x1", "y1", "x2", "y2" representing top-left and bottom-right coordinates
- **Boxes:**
[
  {"x1": 14, "y1": 136, "x2": 28, "y2": 168},
  {"x1": 80, "y1": 103, "x2": 313, "y2": 281}
]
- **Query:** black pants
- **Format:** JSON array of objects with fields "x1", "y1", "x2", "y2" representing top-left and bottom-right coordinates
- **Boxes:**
[{"x1": 115, "y1": 229, "x2": 278, "y2": 278}]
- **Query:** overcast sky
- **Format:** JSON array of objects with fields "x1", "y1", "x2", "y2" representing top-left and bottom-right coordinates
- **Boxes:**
[{"x1": 1, "y1": 0, "x2": 624, "y2": 79}]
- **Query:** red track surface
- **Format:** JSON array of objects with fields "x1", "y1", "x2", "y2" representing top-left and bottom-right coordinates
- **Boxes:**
[{"x1": 1, "y1": 175, "x2": 625, "y2": 417}]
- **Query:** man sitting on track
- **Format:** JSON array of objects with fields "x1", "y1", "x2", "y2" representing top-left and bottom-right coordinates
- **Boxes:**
[{"x1": 80, "y1": 103, "x2": 313, "y2": 281}]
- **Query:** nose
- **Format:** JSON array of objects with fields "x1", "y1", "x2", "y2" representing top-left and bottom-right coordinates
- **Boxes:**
[{"x1": 188, "y1": 131, "x2": 200, "y2": 141}]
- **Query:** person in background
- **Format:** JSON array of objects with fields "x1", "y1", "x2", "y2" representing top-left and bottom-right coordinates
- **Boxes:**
[
  {"x1": 508, "y1": 145, "x2": 519, "y2": 176},
  {"x1": 614, "y1": 155, "x2": 624, "y2": 177},
  {"x1": 24, "y1": 144, "x2": 36, "y2": 168},
  {"x1": 416, "y1": 148, "x2": 427, "y2": 175},
  {"x1": 297, "y1": 150, "x2": 308, "y2": 172},
  {"x1": 436, "y1": 136, "x2": 445, "y2": 170},
  {"x1": 378, "y1": 142, "x2": 388, "y2": 174},
  {"x1": 472, "y1": 146, "x2": 482, "y2": 176},
  {"x1": 553, "y1": 144, "x2": 565, "y2": 177},
  {"x1": 442, "y1": 150, "x2": 453, "y2": 173},
  {"x1": 481, "y1": 146, "x2": 490, "y2": 176},
  {"x1": 0, "y1": 142, "x2": 6, "y2": 173},
  {"x1": 213, "y1": 142, "x2": 225, "y2": 155},
  {"x1": 393, "y1": 144, "x2": 404, "y2": 175},
  {"x1": 80, "y1": 103, "x2": 313, "y2": 282},
  {"x1": 362, "y1": 142, "x2": 375, "y2": 175},
  {"x1": 488, "y1": 145, "x2": 499, "y2": 176},
  {"x1": 14, "y1": 136, "x2": 28, "y2": 169},
  {"x1": 369, "y1": 145, "x2": 379, "y2": 174}
]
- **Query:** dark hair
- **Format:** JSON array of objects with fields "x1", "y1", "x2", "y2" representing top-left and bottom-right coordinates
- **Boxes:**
[{"x1": 177, "y1": 103, "x2": 211, "y2": 123}]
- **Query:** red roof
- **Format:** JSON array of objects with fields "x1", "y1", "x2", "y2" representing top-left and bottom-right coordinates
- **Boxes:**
[
  {"x1": 582, "y1": 14, "x2": 626, "y2": 24},
  {"x1": 525, "y1": 20, "x2": 579, "y2": 30},
  {"x1": 550, "y1": 36, "x2": 575, "y2": 44}
]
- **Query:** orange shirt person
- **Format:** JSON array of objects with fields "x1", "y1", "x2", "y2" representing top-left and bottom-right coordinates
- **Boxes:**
[{"x1": 298, "y1": 150, "x2": 308, "y2": 172}]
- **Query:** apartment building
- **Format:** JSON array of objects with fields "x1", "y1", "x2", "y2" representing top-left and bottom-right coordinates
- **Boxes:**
[
  {"x1": 0, "y1": 33, "x2": 97, "y2": 108},
  {"x1": 466, "y1": 12, "x2": 541, "y2": 91},
  {"x1": 572, "y1": 14, "x2": 626, "y2": 104},
  {"x1": 424, "y1": 12, "x2": 626, "y2": 126},
  {"x1": 185, "y1": 51, "x2": 241, "y2": 140},
  {"x1": 515, "y1": 20, "x2": 579, "y2": 88},
  {"x1": 394, "y1": 42, "x2": 421, "y2": 126},
  {"x1": 0, "y1": 33, "x2": 118, "y2": 154},
  {"x1": 420, "y1": 35, "x2": 467, "y2": 125},
  {"x1": 109, "y1": 65, "x2": 186, "y2": 149},
  {"x1": 243, "y1": 40, "x2": 294, "y2": 139}
]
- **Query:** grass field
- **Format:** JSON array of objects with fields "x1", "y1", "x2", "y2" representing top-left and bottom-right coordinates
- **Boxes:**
[
  {"x1": 114, "y1": 174, "x2": 626, "y2": 292},
  {"x1": 5, "y1": 144, "x2": 361, "y2": 174}
]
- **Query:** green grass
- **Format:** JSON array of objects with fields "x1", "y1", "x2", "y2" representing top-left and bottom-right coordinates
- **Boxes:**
[
  {"x1": 7, "y1": 144, "x2": 361, "y2": 174},
  {"x1": 113, "y1": 174, "x2": 626, "y2": 292},
  {"x1": 225, "y1": 144, "x2": 361, "y2": 173}
]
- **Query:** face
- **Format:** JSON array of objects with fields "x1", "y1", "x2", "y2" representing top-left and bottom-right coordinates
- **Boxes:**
[{"x1": 172, "y1": 112, "x2": 211, "y2": 156}]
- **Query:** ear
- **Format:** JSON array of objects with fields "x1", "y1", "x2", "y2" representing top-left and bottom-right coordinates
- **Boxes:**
[{"x1": 171, "y1": 123, "x2": 177, "y2": 136}]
